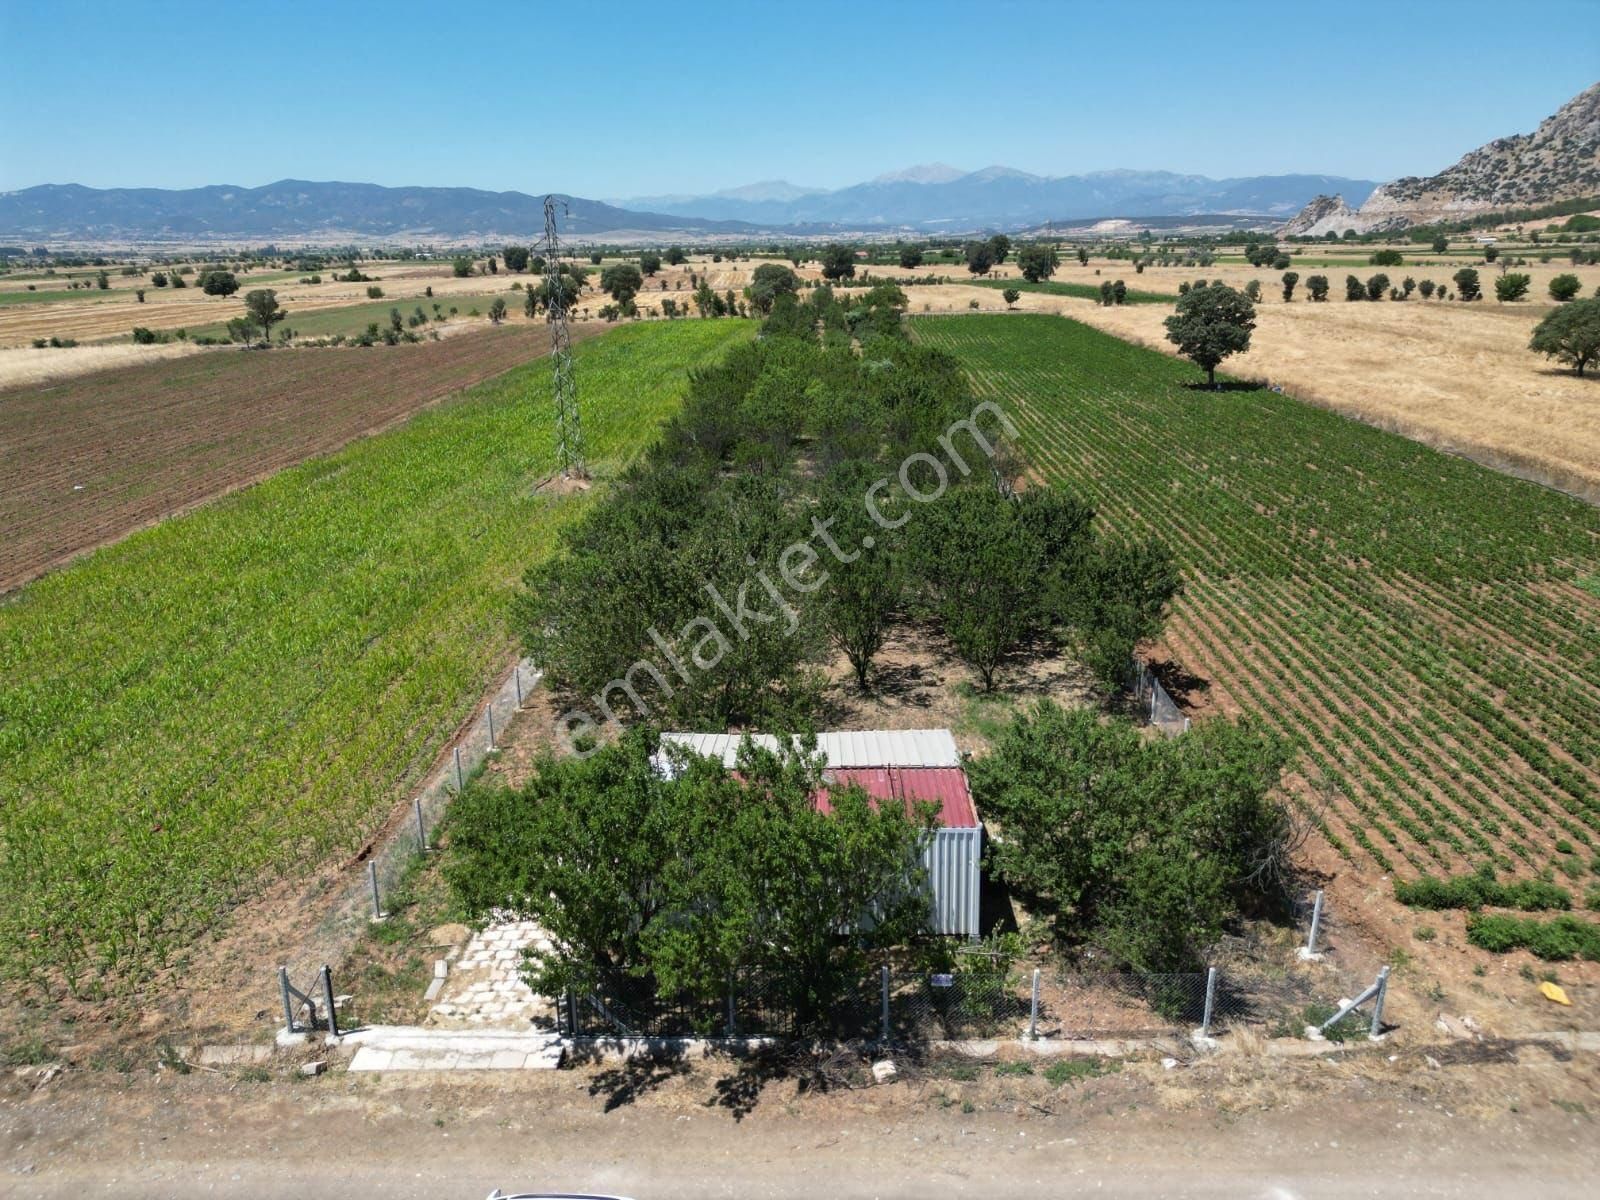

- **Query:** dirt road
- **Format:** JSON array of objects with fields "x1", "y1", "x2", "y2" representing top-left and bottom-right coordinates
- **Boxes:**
[{"x1": 4, "y1": 1043, "x2": 1595, "y2": 1199}]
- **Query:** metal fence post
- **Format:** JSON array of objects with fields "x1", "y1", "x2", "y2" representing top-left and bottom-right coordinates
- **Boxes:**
[
  {"x1": 454, "y1": 745, "x2": 464, "y2": 791},
  {"x1": 566, "y1": 988, "x2": 577, "y2": 1037},
  {"x1": 278, "y1": 965, "x2": 295, "y2": 1034},
  {"x1": 1305, "y1": 890, "x2": 1325, "y2": 956},
  {"x1": 514, "y1": 665, "x2": 523, "y2": 709},
  {"x1": 1027, "y1": 968, "x2": 1041, "y2": 1040},
  {"x1": 319, "y1": 964, "x2": 340, "y2": 1040},
  {"x1": 414, "y1": 797, "x2": 428, "y2": 852},
  {"x1": 726, "y1": 979, "x2": 736, "y2": 1040},
  {"x1": 880, "y1": 965, "x2": 891, "y2": 1044},
  {"x1": 1201, "y1": 966, "x2": 1218, "y2": 1037},
  {"x1": 1369, "y1": 965, "x2": 1391, "y2": 1037},
  {"x1": 368, "y1": 860, "x2": 382, "y2": 920},
  {"x1": 486, "y1": 706, "x2": 496, "y2": 750}
]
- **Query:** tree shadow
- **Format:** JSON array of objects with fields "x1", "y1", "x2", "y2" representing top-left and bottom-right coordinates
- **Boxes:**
[
  {"x1": 705, "y1": 1051, "x2": 792, "y2": 1121},
  {"x1": 584, "y1": 1050, "x2": 691, "y2": 1113},
  {"x1": 1151, "y1": 659, "x2": 1211, "y2": 706},
  {"x1": 1181, "y1": 380, "x2": 1266, "y2": 393}
]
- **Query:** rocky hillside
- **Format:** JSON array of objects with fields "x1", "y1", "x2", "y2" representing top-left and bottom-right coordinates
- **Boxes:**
[
  {"x1": 1283, "y1": 82, "x2": 1600, "y2": 233},
  {"x1": 1279, "y1": 194, "x2": 1364, "y2": 237}
]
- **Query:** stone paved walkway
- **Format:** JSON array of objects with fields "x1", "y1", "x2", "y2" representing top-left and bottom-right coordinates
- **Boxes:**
[
  {"x1": 428, "y1": 917, "x2": 558, "y2": 1030},
  {"x1": 346, "y1": 1028, "x2": 564, "y2": 1071}
]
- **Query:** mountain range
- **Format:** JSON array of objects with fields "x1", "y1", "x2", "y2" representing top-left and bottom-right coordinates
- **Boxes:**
[
  {"x1": 613, "y1": 167, "x2": 1381, "y2": 230},
  {"x1": 0, "y1": 169, "x2": 1381, "y2": 245},
  {"x1": 0, "y1": 181, "x2": 756, "y2": 244}
]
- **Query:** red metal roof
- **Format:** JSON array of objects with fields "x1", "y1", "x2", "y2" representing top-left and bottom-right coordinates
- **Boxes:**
[{"x1": 813, "y1": 766, "x2": 979, "y2": 829}]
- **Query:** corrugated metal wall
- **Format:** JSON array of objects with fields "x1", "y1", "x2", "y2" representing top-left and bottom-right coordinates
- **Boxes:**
[{"x1": 925, "y1": 826, "x2": 982, "y2": 937}]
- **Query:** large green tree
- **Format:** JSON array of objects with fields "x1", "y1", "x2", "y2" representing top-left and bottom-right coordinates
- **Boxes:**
[
  {"x1": 819, "y1": 244, "x2": 857, "y2": 280},
  {"x1": 963, "y1": 240, "x2": 996, "y2": 275},
  {"x1": 1162, "y1": 283, "x2": 1255, "y2": 386},
  {"x1": 747, "y1": 262, "x2": 801, "y2": 314},
  {"x1": 1530, "y1": 297, "x2": 1600, "y2": 377},
  {"x1": 969, "y1": 702, "x2": 1294, "y2": 971},
  {"x1": 1017, "y1": 243, "x2": 1060, "y2": 284},
  {"x1": 200, "y1": 269, "x2": 239, "y2": 297},
  {"x1": 445, "y1": 731, "x2": 931, "y2": 1025},
  {"x1": 243, "y1": 288, "x2": 287, "y2": 344},
  {"x1": 600, "y1": 262, "x2": 644, "y2": 306}
]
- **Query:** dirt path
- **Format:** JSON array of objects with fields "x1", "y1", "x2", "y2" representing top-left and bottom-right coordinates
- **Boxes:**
[{"x1": 4, "y1": 1042, "x2": 1595, "y2": 1199}]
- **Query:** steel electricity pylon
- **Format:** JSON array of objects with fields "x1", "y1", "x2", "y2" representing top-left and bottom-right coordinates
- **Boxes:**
[{"x1": 541, "y1": 194, "x2": 586, "y2": 480}]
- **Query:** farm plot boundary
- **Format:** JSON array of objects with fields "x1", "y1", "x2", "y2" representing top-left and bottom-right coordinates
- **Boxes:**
[
  {"x1": 913, "y1": 314, "x2": 1600, "y2": 883},
  {"x1": 0, "y1": 319, "x2": 755, "y2": 998},
  {"x1": 0, "y1": 324, "x2": 599, "y2": 592}
]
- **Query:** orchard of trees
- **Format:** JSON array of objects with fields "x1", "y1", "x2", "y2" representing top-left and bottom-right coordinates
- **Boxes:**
[{"x1": 516, "y1": 281, "x2": 1183, "y2": 736}]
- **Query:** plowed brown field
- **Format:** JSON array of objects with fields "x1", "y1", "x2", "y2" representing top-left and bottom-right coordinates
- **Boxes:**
[{"x1": 0, "y1": 323, "x2": 594, "y2": 591}]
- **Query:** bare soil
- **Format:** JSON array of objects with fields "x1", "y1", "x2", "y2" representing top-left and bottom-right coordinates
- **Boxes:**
[
  {"x1": 3, "y1": 1032, "x2": 1595, "y2": 1198},
  {"x1": 0, "y1": 323, "x2": 598, "y2": 592}
]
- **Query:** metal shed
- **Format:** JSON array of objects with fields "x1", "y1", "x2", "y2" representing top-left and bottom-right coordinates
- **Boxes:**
[{"x1": 659, "y1": 729, "x2": 982, "y2": 938}]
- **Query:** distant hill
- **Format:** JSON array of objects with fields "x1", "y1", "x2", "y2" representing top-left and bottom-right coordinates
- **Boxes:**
[
  {"x1": 1283, "y1": 82, "x2": 1600, "y2": 234},
  {"x1": 615, "y1": 166, "x2": 1381, "y2": 230},
  {"x1": 0, "y1": 180, "x2": 759, "y2": 243}
]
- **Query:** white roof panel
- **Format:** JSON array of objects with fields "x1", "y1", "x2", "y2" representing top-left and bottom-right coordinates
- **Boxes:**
[{"x1": 658, "y1": 729, "x2": 960, "y2": 769}]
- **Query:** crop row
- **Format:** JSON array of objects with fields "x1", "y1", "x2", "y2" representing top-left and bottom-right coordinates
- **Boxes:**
[
  {"x1": 0, "y1": 320, "x2": 753, "y2": 994},
  {"x1": 916, "y1": 314, "x2": 1600, "y2": 880}
]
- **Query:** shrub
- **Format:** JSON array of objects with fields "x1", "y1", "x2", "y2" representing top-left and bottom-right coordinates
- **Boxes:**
[
  {"x1": 1345, "y1": 275, "x2": 1364, "y2": 301},
  {"x1": 366, "y1": 285, "x2": 383, "y2": 299},
  {"x1": 1244, "y1": 280, "x2": 1262, "y2": 301},
  {"x1": 1419, "y1": 279, "x2": 1436, "y2": 299},
  {"x1": 1394, "y1": 868, "x2": 1570, "y2": 912},
  {"x1": 1043, "y1": 1058, "x2": 1118, "y2": 1086},
  {"x1": 1002, "y1": 287, "x2": 1020, "y2": 308},
  {"x1": 1549, "y1": 273, "x2": 1582, "y2": 302},
  {"x1": 1466, "y1": 913, "x2": 1600, "y2": 961},
  {"x1": 1453, "y1": 268, "x2": 1482, "y2": 301},
  {"x1": 1281, "y1": 270, "x2": 1299, "y2": 302},
  {"x1": 1303, "y1": 1002, "x2": 1365, "y2": 1043},
  {"x1": 1495, "y1": 273, "x2": 1531, "y2": 302},
  {"x1": 1370, "y1": 248, "x2": 1404, "y2": 266},
  {"x1": 130, "y1": 326, "x2": 161, "y2": 345},
  {"x1": 1365, "y1": 273, "x2": 1390, "y2": 302}
]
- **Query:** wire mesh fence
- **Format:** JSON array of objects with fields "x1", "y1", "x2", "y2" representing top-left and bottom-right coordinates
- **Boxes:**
[
  {"x1": 565, "y1": 961, "x2": 1330, "y2": 1043},
  {"x1": 275, "y1": 659, "x2": 539, "y2": 1006}
]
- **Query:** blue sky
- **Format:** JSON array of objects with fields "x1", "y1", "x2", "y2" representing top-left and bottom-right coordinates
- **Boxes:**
[{"x1": 2, "y1": 0, "x2": 1595, "y2": 198}]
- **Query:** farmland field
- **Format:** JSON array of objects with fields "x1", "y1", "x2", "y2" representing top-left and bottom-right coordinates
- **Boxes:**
[
  {"x1": 965, "y1": 277, "x2": 1179, "y2": 304},
  {"x1": 0, "y1": 318, "x2": 754, "y2": 994},
  {"x1": 0, "y1": 324, "x2": 600, "y2": 592},
  {"x1": 916, "y1": 314, "x2": 1600, "y2": 880}
]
